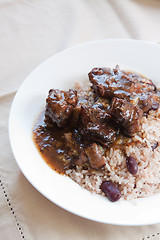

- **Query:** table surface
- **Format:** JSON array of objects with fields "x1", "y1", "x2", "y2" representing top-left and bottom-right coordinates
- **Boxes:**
[{"x1": 1, "y1": 0, "x2": 160, "y2": 239}]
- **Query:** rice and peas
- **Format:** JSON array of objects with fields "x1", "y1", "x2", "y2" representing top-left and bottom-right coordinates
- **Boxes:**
[{"x1": 33, "y1": 66, "x2": 160, "y2": 202}]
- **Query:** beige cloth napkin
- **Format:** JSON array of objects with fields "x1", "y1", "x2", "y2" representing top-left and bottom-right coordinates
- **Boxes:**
[{"x1": 1, "y1": 0, "x2": 160, "y2": 239}]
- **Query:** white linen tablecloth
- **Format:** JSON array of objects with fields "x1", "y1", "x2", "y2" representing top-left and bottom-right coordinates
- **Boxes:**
[{"x1": 1, "y1": 0, "x2": 160, "y2": 239}]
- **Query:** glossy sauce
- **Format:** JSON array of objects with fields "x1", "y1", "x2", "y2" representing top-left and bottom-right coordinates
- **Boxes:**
[
  {"x1": 32, "y1": 111, "x2": 130, "y2": 174},
  {"x1": 32, "y1": 67, "x2": 160, "y2": 175},
  {"x1": 33, "y1": 112, "x2": 72, "y2": 174}
]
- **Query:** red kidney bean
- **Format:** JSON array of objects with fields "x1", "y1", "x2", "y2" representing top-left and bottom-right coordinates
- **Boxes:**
[
  {"x1": 152, "y1": 101, "x2": 159, "y2": 111},
  {"x1": 126, "y1": 156, "x2": 138, "y2": 175},
  {"x1": 100, "y1": 181, "x2": 121, "y2": 202},
  {"x1": 152, "y1": 142, "x2": 158, "y2": 151}
]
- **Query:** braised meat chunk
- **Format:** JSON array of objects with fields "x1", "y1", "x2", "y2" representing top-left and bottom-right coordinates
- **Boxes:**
[
  {"x1": 88, "y1": 66, "x2": 133, "y2": 99},
  {"x1": 71, "y1": 143, "x2": 106, "y2": 170},
  {"x1": 45, "y1": 89, "x2": 78, "y2": 127},
  {"x1": 85, "y1": 143, "x2": 106, "y2": 170},
  {"x1": 110, "y1": 97, "x2": 143, "y2": 136},
  {"x1": 138, "y1": 92, "x2": 159, "y2": 113},
  {"x1": 80, "y1": 106, "x2": 117, "y2": 147},
  {"x1": 88, "y1": 65, "x2": 159, "y2": 113}
]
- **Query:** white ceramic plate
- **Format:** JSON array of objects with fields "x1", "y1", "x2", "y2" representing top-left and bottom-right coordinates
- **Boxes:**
[{"x1": 9, "y1": 39, "x2": 160, "y2": 226}]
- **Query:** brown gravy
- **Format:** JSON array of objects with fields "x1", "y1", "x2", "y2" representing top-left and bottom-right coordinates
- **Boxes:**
[
  {"x1": 33, "y1": 112, "x2": 76, "y2": 174},
  {"x1": 33, "y1": 113, "x2": 63, "y2": 174},
  {"x1": 32, "y1": 66, "x2": 160, "y2": 175},
  {"x1": 32, "y1": 111, "x2": 130, "y2": 174}
]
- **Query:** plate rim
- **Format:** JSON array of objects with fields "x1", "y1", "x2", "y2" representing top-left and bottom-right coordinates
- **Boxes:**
[{"x1": 9, "y1": 38, "x2": 160, "y2": 226}]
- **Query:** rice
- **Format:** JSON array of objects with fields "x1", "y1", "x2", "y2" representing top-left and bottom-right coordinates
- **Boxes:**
[{"x1": 66, "y1": 86, "x2": 160, "y2": 201}]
